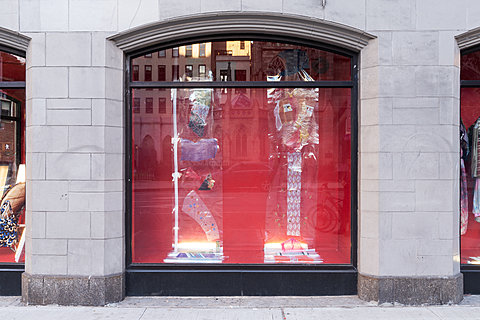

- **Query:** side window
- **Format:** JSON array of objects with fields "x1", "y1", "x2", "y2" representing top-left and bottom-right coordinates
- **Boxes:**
[
  {"x1": 461, "y1": 48, "x2": 480, "y2": 264},
  {"x1": 0, "y1": 50, "x2": 26, "y2": 263}
]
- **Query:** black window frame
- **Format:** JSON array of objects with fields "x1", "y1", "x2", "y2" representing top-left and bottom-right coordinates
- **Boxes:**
[{"x1": 125, "y1": 37, "x2": 359, "y2": 296}]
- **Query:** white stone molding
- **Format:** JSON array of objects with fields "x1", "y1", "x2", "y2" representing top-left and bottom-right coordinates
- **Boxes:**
[
  {"x1": 0, "y1": 26, "x2": 30, "y2": 52},
  {"x1": 456, "y1": 27, "x2": 480, "y2": 50},
  {"x1": 108, "y1": 12, "x2": 375, "y2": 53}
]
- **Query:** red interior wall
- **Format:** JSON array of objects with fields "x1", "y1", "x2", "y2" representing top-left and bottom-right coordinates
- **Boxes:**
[{"x1": 132, "y1": 88, "x2": 351, "y2": 264}]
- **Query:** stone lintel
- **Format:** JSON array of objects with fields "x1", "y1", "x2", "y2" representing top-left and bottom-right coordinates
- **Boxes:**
[
  {"x1": 358, "y1": 273, "x2": 463, "y2": 305},
  {"x1": 21, "y1": 273, "x2": 124, "y2": 306}
]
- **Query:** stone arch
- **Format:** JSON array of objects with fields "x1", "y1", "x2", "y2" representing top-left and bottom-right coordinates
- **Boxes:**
[
  {"x1": 0, "y1": 26, "x2": 30, "y2": 53},
  {"x1": 456, "y1": 27, "x2": 480, "y2": 50},
  {"x1": 108, "y1": 12, "x2": 375, "y2": 53}
]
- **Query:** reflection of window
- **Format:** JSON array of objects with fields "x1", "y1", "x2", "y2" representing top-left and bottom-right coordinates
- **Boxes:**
[
  {"x1": 145, "y1": 98, "x2": 153, "y2": 113},
  {"x1": 235, "y1": 70, "x2": 246, "y2": 81},
  {"x1": 158, "y1": 50, "x2": 166, "y2": 58},
  {"x1": 172, "y1": 47, "x2": 179, "y2": 57},
  {"x1": 172, "y1": 65, "x2": 179, "y2": 81},
  {"x1": 158, "y1": 65, "x2": 166, "y2": 81},
  {"x1": 268, "y1": 56, "x2": 285, "y2": 78},
  {"x1": 158, "y1": 98, "x2": 166, "y2": 114},
  {"x1": 186, "y1": 45, "x2": 192, "y2": 57},
  {"x1": 235, "y1": 70, "x2": 247, "y2": 93},
  {"x1": 144, "y1": 65, "x2": 152, "y2": 81},
  {"x1": 235, "y1": 127, "x2": 247, "y2": 158},
  {"x1": 132, "y1": 65, "x2": 139, "y2": 81},
  {"x1": 199, "y1": 64, "x2": 206, "y2": 78},
  {"x1": 1, "y1": 100, "x2": 14, "y2": 117},
  {"x1": 145, "y1": 53, "x2": 152, "y2": 58},
  {"x1": 240, "y1": 41, "x2": 245, "y2": 50},
  {"x1": 220, "y1": 70, "x2": 229, "y2": 93},
  {"x1": 199, "y1": 43, "x2": 206, "y2": 57},
  {"x1": 260, "y1": 130, "x2": 267, "y2": 156},
  {"x1": 185, "y1": 65, "x2": 193, "y2": 78},
  {"x1": 220, "y1": 70, "x2": 229, "y2": 81},
  {"x1": 133, "y1": 98, "x2": 140, "y2": 113}
]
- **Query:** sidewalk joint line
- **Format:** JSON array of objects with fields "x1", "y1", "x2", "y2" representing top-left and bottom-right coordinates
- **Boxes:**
[
  {"x1": 138, "y1": 307, "x2": 147, "y2": 320},
  {"x1": 427, "y1": 307, "x2": 444, "y2": 320}
]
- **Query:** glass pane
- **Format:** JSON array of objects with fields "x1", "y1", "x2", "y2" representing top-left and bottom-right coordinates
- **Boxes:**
[
  {"x1": 0, "y1": 89, "x2": 25, "y2": 263},
  {"x1": 132, "y1": 87, "x2": 351, "y2": 264},
  {"x1": 131, "y1": 41, "x2": 351, "y2": 82},
  {"x1": 0, "y1": 51, "x2": 25, "y2": 82},
  {"x1": 461, "y1": 87, "x2": 480, "y2": 264},
  {"x1": 461, "y1": 51, "x2": 480, "y2": 80}
]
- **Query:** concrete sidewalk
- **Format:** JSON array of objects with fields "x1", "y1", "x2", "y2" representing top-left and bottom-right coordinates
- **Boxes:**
[{"x1": 2, "y1": 295, "x2": 480, "y2": 319}]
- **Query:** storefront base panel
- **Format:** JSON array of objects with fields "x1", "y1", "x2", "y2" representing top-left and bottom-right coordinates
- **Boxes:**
[
  {"x1": 21, "y1": 273, "x2": 125, "y2": 306},
  {"x1": 462, "y1": 269, "x2": 480, "y2": 294},
  {"x1": 126, "y1": 269, "x2": 357, "y2": 296},
  {"x1": 358, "y1": 273, "x2": 463, "y2": 305},
  {"x1": 0, "y1": 270, "x2": 22, "y2": 296}
]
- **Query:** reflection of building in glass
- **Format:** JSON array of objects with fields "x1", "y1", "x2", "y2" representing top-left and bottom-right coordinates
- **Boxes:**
[
  {"x1": 132, "y1": 41, "x2": 352, "y2": 180},
  {"x1": 132, "y1": 44, "x2": 213, "y2": 179}
]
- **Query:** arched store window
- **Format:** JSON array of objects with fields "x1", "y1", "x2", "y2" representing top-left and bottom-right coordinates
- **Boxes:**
[
  {"x1": 126, "y1": 39, "x2": 357, "y2": 295},
  {"x1": 0, "y1": 48, "x2": 26, "y2": 265}
]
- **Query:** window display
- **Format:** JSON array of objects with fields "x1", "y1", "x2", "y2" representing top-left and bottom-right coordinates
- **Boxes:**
[
  {"x1": 0, "y1": 51, "x2": 26, "y2": 263},
  {"x1": 130, "y1": 41, "x2": 352, "y2": 265}
]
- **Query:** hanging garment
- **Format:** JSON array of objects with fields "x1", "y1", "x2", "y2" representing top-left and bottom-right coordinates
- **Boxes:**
[
  {"x1": 286, "y1": 151, "x2": 302, "y2": 236},
  {"x1": 188, "y1": 104, "x2": 210, "y2": 137},
  {"x1": 0, "y1": 201, "x2": 18, "y2": 249},
  {"x1": 180, "y1": 138, "x2": 218, "y2": 162},
  {"x1": 198, "y1": 174, "x2": 215, "y2": 191},
  {"x1": 274, "y1": 102, "x2": 283, "y2": 131},
  {"x1": 182, "y1": 190, "x2": 220, "y2": 241},
  {"x1": 461, "y1": 156, "x2": 469, "y2": 235},
  {"x1": 470, "y1": 120, "x2": 480, "y2": 177},
  {"x1": 461, "y1": 120, "x2": 469, "y2": 160},
  {"x1": 460, "y1": 121, "x2": 470, "y2": 235},
  {"x1": 473, "y1": 178, "x2": 480, "y2": 219}
]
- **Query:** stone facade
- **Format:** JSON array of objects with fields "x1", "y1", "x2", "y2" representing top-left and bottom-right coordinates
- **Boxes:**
[{"x1": 0, "y1": 0, "x2": 476, "y2": 305}]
